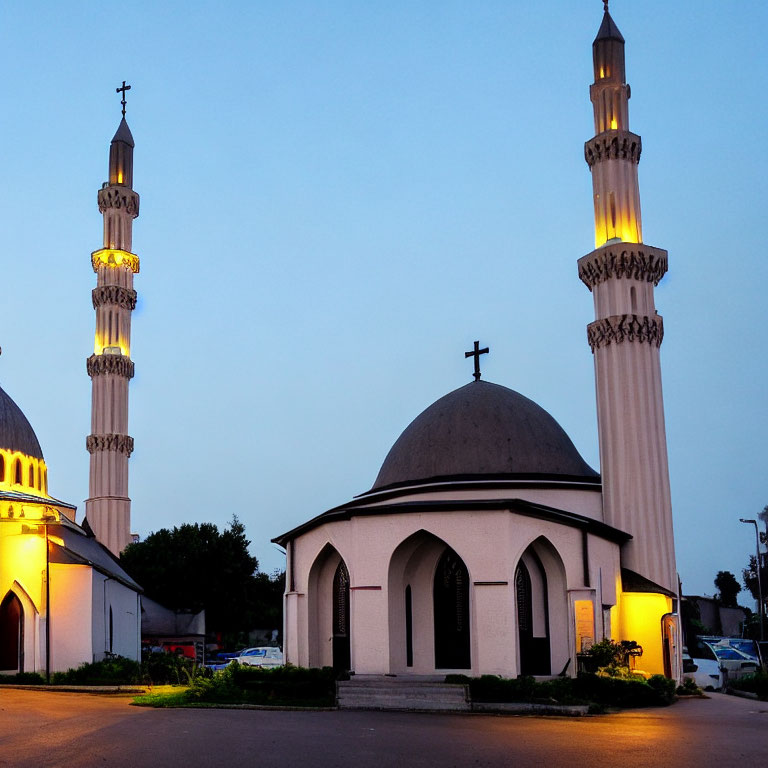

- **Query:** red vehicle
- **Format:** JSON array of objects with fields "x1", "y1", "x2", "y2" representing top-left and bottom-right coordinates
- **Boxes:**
[{"x1": 161, "y1": 643, "x2": 196, "y2": 659}]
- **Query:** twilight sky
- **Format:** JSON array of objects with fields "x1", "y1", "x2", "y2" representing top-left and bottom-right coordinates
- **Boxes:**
[{"x1": 0, "y1": 0, "x2": 766, "y2": 600}]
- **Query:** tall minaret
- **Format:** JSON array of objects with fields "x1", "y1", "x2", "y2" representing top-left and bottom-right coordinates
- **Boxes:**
[
  {"x1": 577, "y1": 6, "x2": 677, "y2": 594},
  {"x1": 85, "y1": 84, "x2": 139, "y2": 557}
]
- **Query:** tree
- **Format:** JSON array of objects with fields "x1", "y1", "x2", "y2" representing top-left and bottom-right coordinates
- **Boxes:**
[
  {"x1": 714, "y1": 570, "x2": 741, "y2": 608},
  {"x1": 120, "y1": 516, "x2": 283, "y2": 637},
  {"x1": 742, "y1": 554, "x2": 767, "y2": 607}
]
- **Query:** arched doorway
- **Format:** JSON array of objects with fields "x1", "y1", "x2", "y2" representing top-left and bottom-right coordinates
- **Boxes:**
[
  {"x1": 307, "y1": 544, "x2": 352, "y2": 670},
  {"x1": 0, "y1": 591, "x2": 24, "y2": 672},
  {"x1": 514, "y1": 538, "x2": 568, "y2": 677},
  {"x1": 332, "y1": 561, "x2": 350, "y2": 672},
  {"x1": 515, "y1": 557, "x2": 550, "y2": 675},
  {"x1": 433, "y1": 548, "x2": 470, "y2": 669}
]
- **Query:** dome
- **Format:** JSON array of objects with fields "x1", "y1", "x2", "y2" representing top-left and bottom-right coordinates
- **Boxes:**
[
  {"x1": 371, "y1": 380, "x2": 597, "y2": 491},
  {"x1": 0, "y1": 384, "x2": 44, "y2": 459}
]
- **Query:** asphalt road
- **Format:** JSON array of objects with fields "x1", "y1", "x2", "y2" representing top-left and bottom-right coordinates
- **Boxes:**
[{"x1": 0, "y1": 689, "x2": 765, "y2": 768}]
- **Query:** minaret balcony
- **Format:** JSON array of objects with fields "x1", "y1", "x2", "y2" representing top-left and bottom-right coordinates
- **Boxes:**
[
  {"x1": 584, "y1": 130, "x2": 641, "y2": 168},
  {"x1": 91, "y1": 248, "x2": 140, "y2": 274},
  {"x1": 578, "y1": 242, "x2": 668, "y2": 291},
  {"x1": 98, "y1": 186, "x2": 140, "y2": 217}
]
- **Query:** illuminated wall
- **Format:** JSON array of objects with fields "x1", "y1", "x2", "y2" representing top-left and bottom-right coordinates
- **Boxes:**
[
  {"x1": 618, "y1": 591, "x2": 673, "y2": 676},
  {"x1": 0, "y1": 449, "x2": 48, "y2": 497}
]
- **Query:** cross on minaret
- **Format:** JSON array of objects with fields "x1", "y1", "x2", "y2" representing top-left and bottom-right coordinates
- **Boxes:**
[
  {"x1": 464, "y1": 340, "x2": 489, "y2": 382},
  {"x1": 116, "y1": 81, "x2": 131, "y2": 117}
]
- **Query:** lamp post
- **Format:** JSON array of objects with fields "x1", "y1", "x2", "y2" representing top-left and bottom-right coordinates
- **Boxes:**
[{"x1": 740, "y1": 518, "x2": 765, "y2": 642}]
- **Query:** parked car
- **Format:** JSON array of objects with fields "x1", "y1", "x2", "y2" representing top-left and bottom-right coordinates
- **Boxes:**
[
  {"x1": 232, "y1": 647, "x2": 284, "y2": 668},
  {"x1": 706, "y1": 644, "x2": 760, "y2": 681},
  {"x1": 682, "y1": 649, "x2": 723, "y2": 691}
]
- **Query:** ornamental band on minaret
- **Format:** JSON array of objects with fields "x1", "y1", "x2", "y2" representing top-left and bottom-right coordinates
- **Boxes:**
[
  {"x1": 578, "y1": 7, "x2": 677, "y2": 595},
  {"x1": 85, "y1": 83, "x2": 139, "y2": 557}
]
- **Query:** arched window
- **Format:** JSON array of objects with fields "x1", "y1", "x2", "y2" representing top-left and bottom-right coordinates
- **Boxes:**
[
  {"x1": 14, "y1": 460, "x2": 22, "y2": 486},
  {"x1": 42, "y1": 468, "x2": 47, "y2": 492},
  {"x1": 0, "y1": 454, "x2": 5, "y2": 483},
  {"x1": 28, "y1": 465, "x2": 34, "y2": 487}
]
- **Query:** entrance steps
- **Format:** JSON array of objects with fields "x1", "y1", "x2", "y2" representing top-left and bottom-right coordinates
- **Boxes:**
[{"x1": 336, "y1": 675, "x2": 470, "y2": 712}]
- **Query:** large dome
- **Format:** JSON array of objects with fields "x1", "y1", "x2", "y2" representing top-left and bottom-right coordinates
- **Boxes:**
[
  {"x1": 0, "y1": 384, "x2": 44, "y2": 459},
  {"x1": 371, "y1": 380, "x2": 597, "y2": 491}
]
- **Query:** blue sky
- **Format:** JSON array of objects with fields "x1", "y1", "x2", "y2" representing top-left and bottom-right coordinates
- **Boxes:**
[{"x1": 0, "y1": 1, "x2": 766, "y2": 600}]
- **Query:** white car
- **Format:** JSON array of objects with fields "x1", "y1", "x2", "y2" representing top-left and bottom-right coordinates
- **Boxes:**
[
  {"x1": 682, "y1": 649, "x2": 723, "y2": 691},
  {"x1": 706, "y1": 644, "x2": 760, "y2": 681},
  {"x1": 233, "y1": 647, "x2": 284, "y2": 668}
]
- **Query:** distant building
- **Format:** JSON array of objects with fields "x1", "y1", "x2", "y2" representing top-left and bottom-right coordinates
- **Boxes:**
[
  {"x1": 275, "y1": 6, "x2": 681, "y2": 679},
  {"x1": 0, "y1": 108, "x2": 142, "y2": 675},
  {"x1": 685, "y1": 596, "x2": 746, "y2": 638}
]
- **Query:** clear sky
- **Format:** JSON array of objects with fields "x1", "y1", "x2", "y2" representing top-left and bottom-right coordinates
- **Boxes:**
[{"x1": 0, "y1": 1, "x2": 766, "y2": 600}]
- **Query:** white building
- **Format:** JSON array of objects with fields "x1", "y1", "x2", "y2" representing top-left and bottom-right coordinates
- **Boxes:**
[
  {"x1": 0, "y1": 105, "x2": 142, "y2": 676},
  {"x1": 275, "y1": 6, "x2": 680, "y2": 680}
]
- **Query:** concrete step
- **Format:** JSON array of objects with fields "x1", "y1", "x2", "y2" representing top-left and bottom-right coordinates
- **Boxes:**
[{"x1": 337, "y1": 677, "x2": 469, "y2": 712}]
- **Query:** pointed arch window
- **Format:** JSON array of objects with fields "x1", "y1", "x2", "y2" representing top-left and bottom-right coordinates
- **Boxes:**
[
  {"x1": 14, "y1": 460, "x2": 22, "y2": 486},
  {"x1": 28, "y1": 465, "x2": 34, "y2": 487},
  {"x1": 0, "y1": 454, "x2": 5, "y2": 483}
]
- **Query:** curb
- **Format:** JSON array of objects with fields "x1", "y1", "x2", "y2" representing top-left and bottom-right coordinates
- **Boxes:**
[
  {"x1": 725, "y1": 688, "x2": 759, "y2": 700},
  {"x1": 0, "y1": 684, "x2": 147, "y2": 694},
  {"x1": 471, "y1": 702, "x2": 589, "y2": 716}
]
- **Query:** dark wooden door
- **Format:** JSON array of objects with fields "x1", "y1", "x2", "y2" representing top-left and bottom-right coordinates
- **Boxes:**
[
  {"x1": 0, "y1": 592, "x2": 23, "y2": 672},
  {"x1": 433, "y1": 549, "x2": 470, "y2": 669},
  {"x1": 516, "y1": 561, "x2": 550, "y2": 676},
  {"x1": 332, "y1": 561, "x2": 350, "y2": 672}
]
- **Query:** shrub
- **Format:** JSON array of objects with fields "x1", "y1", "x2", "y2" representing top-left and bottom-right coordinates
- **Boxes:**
[
  {"x1": 183, "y1": 663, "x2": 337, "y2": 707},
  {"x1": 52, "y1": 656, "x2": 141, "y2": 685},
  {"x1": 0, "y1": 672, "x2": 46, "y2": 685},
  {"x1": 460, "y1": 672, "x2": 676, "y2": 709},
  {"x1": 728, "y1": 671, "x2": 768, "y2": 700}
]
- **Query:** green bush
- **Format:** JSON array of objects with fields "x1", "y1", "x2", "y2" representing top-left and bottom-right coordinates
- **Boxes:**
[
  {"x1": 182, "y1": 663, "x2": 337, "y2": 707},
  {"x1": 677, "y1": 677, "x2": 701, "y2": 695},
  {"x1": 0, "y1": 672, "x2": 46, "y2": 685},
  {"x1": 141, "y1": 652, "x2": 196, "y2": 685},
  {"x1": 728, "y1": 672, "x2": 768, "y2": 700},
  {"x1": 456, "y1": 672, "x2": 676, "y2": 709},
  {"x1": 52, "y1": 656, "x2": 141, "y2": 685}
]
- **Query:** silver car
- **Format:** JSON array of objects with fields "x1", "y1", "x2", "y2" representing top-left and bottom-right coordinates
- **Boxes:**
[{"x1": 233, "y1": 647, "x2": 284, "y2": 668}]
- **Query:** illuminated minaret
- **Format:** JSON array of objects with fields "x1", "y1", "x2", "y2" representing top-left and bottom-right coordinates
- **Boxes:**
[
  {"x1": 577, "y1": 7, "x2": 677, "y2": 594},
  {"x1": 85, "y1": 83, "x2": 139, "y2": 556}
]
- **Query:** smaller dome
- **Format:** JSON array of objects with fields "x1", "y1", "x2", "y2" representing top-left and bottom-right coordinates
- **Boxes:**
[
  {"x1": 371, "y1": 380, "x2": 597, "y2": 491},
  {"x1": 0, "y1": 384, "x2": 44, "y2": 459}
]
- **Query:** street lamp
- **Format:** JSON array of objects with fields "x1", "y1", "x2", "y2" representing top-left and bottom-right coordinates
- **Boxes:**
[{"x1": 740, "y1": 518, "x2": 765, "y2": 642}]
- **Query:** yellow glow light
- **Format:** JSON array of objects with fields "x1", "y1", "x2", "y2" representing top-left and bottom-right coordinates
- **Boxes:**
[
  {"x1": 618, "y1": 592, "x2": 673, "y2": 677},
  {"x1": 0, "y1": 450, "x2": 50, "y2": 497},
  {"x1": 610, "y1": 117, "x2": 618, "y2": 130},
  {"x1": 93, "y1": 335, "x2": 129, "y2": 357},
  {"x1": 117, "y1": 171, "x2": 123, "y2": 184},
  {"x1": 91, "y1": 248, "x2": 140, "y2": 274}
]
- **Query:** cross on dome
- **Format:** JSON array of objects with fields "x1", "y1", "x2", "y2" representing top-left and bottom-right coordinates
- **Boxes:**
[
  {"x1": 464, "y1": 340, "x2": 489, "y2": 382},
  {"x1": 116, "y1": 81, "x2": 131, "y2": 117}
]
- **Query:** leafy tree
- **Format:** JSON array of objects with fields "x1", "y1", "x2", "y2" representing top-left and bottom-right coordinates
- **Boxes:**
[
  {"x1": 714, "y1": 570, "x2": 741, "y2": 608},
  {"x1": 121, "y1": 516, "x2": 283, "y2": 636},
  {"x1": 742, "y1": 554, "x2": 767, "y2": 607}
]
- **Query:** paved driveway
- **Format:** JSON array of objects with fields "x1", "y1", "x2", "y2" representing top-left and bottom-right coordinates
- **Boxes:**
[{"x1": 0, "y1": 689, "x2": 765, "y2": 768}]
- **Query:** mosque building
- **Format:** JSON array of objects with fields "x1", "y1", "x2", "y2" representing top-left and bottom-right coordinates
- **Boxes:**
[
  {"x1": 0, "y1": 100, "x2": 142, "y2": 675},
  {"x1": 274, "y1": 5, "x2": 681, "y2": 680}
]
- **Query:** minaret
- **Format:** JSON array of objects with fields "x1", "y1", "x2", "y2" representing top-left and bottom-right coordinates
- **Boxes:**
[
  {"x1": 577, "y1": 7, "x2": 677, "y2": 594},
  {"x1": 85, "y1": 85, "x2": 139, "y2": 556}
]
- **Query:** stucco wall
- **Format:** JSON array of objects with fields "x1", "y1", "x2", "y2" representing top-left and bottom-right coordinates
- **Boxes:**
[{"x1": 285, "y1": 498, "x2": 622, "y2": 677}]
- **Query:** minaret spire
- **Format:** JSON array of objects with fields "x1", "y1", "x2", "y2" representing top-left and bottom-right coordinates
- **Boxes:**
[
  {"x1": 578, "y1": 9, "x2": 677, "y2": 596},
  {"x1": 85, "y1": 87, "x2": 140, "y2": 556}
]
